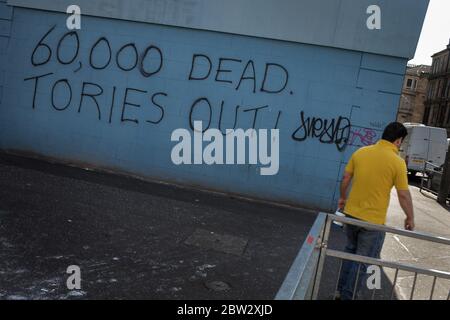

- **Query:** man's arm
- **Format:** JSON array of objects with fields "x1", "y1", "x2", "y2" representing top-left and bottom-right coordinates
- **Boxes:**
[
  {"x1": 397, "y1": 189, "x2": 415, "y2": 231},
  {"x1": 338, "y1": 172, "x2": 353, "y2": 210}
]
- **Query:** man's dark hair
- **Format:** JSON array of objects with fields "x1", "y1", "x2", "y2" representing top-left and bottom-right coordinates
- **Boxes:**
[{"x1": 382, "y1": 122, "x2": 408, "y2": 142}]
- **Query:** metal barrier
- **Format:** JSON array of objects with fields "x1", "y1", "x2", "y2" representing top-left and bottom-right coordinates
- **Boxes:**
[
  {"x1": 276, "y1": 213, "x2": 450, "y2": 300},
  {"x1": 420, "y1": 161, "x2": 444, "y2": 196},
  {"x1": 275, "y1": 212, "x2": 327, "y2": 300}
]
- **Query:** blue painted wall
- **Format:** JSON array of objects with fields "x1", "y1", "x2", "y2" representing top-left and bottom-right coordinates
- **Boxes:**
[
  {"x1": 0, "y1": 0, "x2": 12, "y2": 108},
  {"x1": 0, "y1": 7, "x2": 407, "y2": 211}
]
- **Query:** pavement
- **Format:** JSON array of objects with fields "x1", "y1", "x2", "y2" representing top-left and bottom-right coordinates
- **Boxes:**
[
  {"x1": 381, "y1": 177, "x2": 450, "y2": 300},
  {"x1": 0, "y1": 152, "x2": 318, "y2": 300},
  {"x1": 1, "y1": 152, "x2": 449, "y2": 300},
  {"x1": 314, "y1": 177, "x2": 450, "y2": 300}
]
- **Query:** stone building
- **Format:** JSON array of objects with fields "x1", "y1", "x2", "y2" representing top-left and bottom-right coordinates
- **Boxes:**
[
  {"x1": 397, "y1": 64, "x2": 430, "y2": 123},
  {"x1": 424, "y1": 40, "x2": 450, "y2": 132}
]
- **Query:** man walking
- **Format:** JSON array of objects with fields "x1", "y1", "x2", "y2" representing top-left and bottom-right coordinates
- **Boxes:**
[{"x1": 337, "y1": 122, "x2": 415, "y2": 300}]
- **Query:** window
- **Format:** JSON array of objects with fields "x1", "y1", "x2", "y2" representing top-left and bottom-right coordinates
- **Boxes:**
[
  {"x1": 433, "y1": 107, "x2": 438, "y2": 124},
  {"x1": 434, "y1": 57, "x2": 442, "y2": 74},
  {"x1": 428, "y1": 82, "x2": 435, "y2": 99},
  {"x1": 442, "y1": 81, "x2": 447, "y2": 98},
  {"x1": 439, "y1": 105, "x2": 446, "y2": 125},
  {"x1": 433, "y1": 59, "x2": 438, "y2": 74},
  {"x1": 406, "y1": 78, "x2": 413, "y2": 88},
  {"x1": 423, "y1": 107, "x2": 430, "y2": 124},
  {"x1": 429, "y1": 107, "x2": 435, "y2": 125}
]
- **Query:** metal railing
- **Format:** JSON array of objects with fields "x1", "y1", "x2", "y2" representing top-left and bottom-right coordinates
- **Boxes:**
[
  {"x1": 419, "y1": 161, "x2": 444, "y2": 196},
  {"x1": 276, "y1": 213, "x2": 450, "y2": 300},
  {"x1": 275, "y1": 213, "x2": 327, "y2": 300}
]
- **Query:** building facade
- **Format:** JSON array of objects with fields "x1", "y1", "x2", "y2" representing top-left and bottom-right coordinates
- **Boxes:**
[
  {"x1": 424, "y1": 41, "x2": 450, "y2": 133},
  {"x1": 397, "y1": 65, "x2": 430, "y2": 124},
  {"x1": 0, "y1": 0, "x2": 429, "y2": 212}
]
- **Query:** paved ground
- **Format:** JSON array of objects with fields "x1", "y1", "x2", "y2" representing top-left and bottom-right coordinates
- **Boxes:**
[
  {"x1": 381, "y1": 177, "x2": 450, "y2": 300},
  {"x1": 1, "y1": 152, "x2": 449, "y2": 300},
  {"x1": 315, "y1": 176, "x2": 450, "y2": 300},
  {"x1": 0, "y1": 152, "x2": 319, "y2": 300}
]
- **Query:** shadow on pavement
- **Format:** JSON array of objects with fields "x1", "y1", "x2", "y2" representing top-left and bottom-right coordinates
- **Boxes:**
[
  {"x1": 0, "y1": 152, "x2": 317, "y2": 300},
  {"x1": 0, "y1": 152, "x2": 400, "y2": 300}
]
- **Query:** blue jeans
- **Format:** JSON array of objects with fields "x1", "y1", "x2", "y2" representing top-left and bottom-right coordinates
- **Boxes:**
[{"x1": 337, "y1": 220, "x2": 386, "y2": 300}]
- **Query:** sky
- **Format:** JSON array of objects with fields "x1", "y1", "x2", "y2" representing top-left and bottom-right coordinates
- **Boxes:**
[{"x1": 409, "y1": 0, "x2": 450, "y2": 65}]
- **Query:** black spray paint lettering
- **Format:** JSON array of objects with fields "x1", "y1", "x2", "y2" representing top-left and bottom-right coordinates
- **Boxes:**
[
  {"x1": 139, "y1": 45, "x2": 163, "y2": 78},
  {"x1": 78, "y1": 82, "x2": 103, "y2": 120},
  {"x1": 109, "y1": 86, "x2": 117, "y2": 124},
  {"x1": 25, "y1": 25, "x2": 168, "y2": 125},
  {"x1": 24, "y1": 22, "x2": 362, "y2": 163},
  {"x1": 260, "y1": 63, "x2": 289, "y2": 94},
  {"x1": 57, "y1": 30, "x2": 80, "y2": 65},
  {"x1": 28, "y1": 25, "x2": 286, "y2": 138},
  {"x1": 189, "y1": 97, "x2": 212, "y2": 133},
  {"x1": 215, "y1": 58, "x2": 242, "y2": 84},
  {"x1": 24, "y1": 72, "x2": 54, "y2": 109},
  {"x1": 90, "y1": 37, "x2": 112, "y2": 70},
  {"x1": 31, "y1": 25, "x2": 56, "y2": 66},
  {"x1": 116, "y1": 43, "x2": 138, "y2": 71},
  {"x1": 30, "y1": 26, "x2": 164, "y2": 77},
  {"x1": 243, "y1": 105, "x2": 269, "y2": 129},
  {"x1": 25, "y1": 72, "x2": 168, "y2": 125},
  {"x1": 291, "y1": 111, "x2": 351, "y2": 152},
  {"x1": 188, "y1": 54, "x2": 289, "y2": 94},
  {"x1": 147, "y1": 92, "x2": 167, "y2": 124},
  {"x1": 51, "y1": 79, "x2": 72, "y2": 111},
  {"x1": 189, "y1": 97, "x2": 280, "y2": 135},
  {"x1": 121, "y1": 88, "x2": 164, "y2": 124},
  {"x1": 236, "y1": 60, "x2": 256, "y2": 93},
  {"x1": 27, "y1": 26, "x2": 288, "y2": 132}
]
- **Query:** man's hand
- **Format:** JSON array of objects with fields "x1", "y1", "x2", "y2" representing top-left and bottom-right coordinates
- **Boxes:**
[
  {"x1": 338, "y1": 197, "x2": 346, "y2": 210},
  {"x1": 339, "y1": 172, "x2": 352, "y2": 211},
  {"x1": 404, "y1": 217, "x2": 415, "y2": 231}
]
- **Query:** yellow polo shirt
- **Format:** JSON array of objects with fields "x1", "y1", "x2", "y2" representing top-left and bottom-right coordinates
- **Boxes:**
[{"x1": 344, "y1": 139, "x2": 409, "y2": 225}]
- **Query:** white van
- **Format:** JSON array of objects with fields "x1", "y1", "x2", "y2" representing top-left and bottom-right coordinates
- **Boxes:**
[{"x1": 399, "y1": 123, "x2": 448, "y2": 175}]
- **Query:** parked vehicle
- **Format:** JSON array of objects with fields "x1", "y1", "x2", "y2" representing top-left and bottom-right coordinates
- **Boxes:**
[{"x1": 399, "y1": 123, "x2": 448, "y2": 176}]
